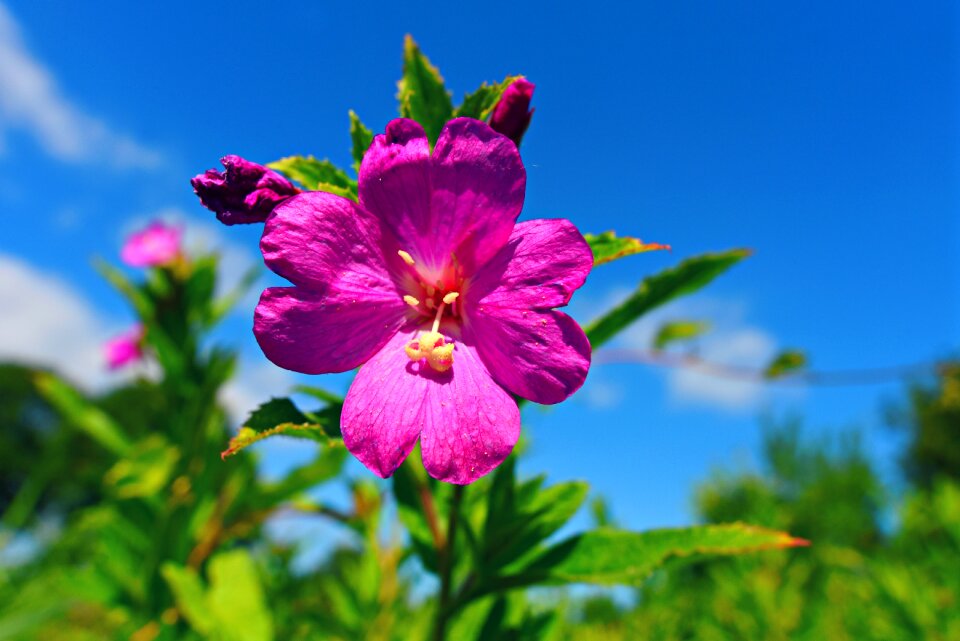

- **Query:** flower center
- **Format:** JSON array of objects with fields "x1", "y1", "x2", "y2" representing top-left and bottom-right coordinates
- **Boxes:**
[{"x1": 397, "y1": 249, "x2": 463, "y2": 373}]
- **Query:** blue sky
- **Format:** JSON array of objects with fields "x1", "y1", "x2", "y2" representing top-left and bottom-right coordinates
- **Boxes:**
[{"x1": 0, "y1": 1, "x2": 956, "y2": 531}]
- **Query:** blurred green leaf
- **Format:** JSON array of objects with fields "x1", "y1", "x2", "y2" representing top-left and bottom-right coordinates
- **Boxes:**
[
  {"x1": 162, "y1": 563, "x2": 215, "y2": 635},
  {"x1": 163, "y1": 550, "x2": 274, "y2": 641},
  {"x1": 398, "y1": 34, "x2": 453, "y2": 143},
  {"x1": 765, "y1": 349, "x2": 808, "y2": 379},
  {"x1": 267, "y1": 155, "x2": 357, "y2": 199},
  {"x1": 33, "y1": 372, "x2": 130, "y2": 456},
  {"x1": 653, "y1": 320, "x2": 711, "y2": 350},
  {"x1": 103, "y1": 434, "x2": 179, "y2": 499},
  {"x1": 209, "y1": 264, "x2": 261, "y2": 326},
  {"x1": 584, "y1": 249, "x2": 750, "y2": 349},
  {"x1": 508, "y1": 524, "x2": 807, "y2": 588},
  {"x1": 585, "y1": 231, "x2": 670, "y2": 266},
  {"x1": 93, "y1": 258, "x2": 153, "y2": 319},
  {"x1": 349, "y1": 110, "x2": 374, "y2": 174},
  {"x1": 208, "y1": 550, "x2": 274, "y2": 641},
  {"x1": 454, "y1": 75, "x2": 521, "y2": 121}
]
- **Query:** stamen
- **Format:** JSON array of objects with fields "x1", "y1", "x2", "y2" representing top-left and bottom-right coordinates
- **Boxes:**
[
  {"x1": 431, "y1": 300, "x2": 446, "y2": 333},
  {"x1": 425, "y1": 299, "x2": 435, "y2": 309},
  {"x1": 426, "y1": 284, "x2": 436, "y2": 297},
  {"x1": 403, "y1": 295, "x2": 420, "y2": 308},
  {"x1": 442, "y1": 291, "x2": 459, "y2": 305},
  {"x1": 397, "y1": 250, "x2": 415, "y2": 266}
]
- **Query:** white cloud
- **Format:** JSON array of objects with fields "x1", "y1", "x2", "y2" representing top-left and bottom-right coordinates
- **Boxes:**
[
  {"x1": 669, "y1": 327, "x2": 777, "y2": 411},
  {"x1": 0, "y1": 253, "x2": 126, "y2": 388},
  {"x1": 0, "y1": 3, "x2": 161, "y2": 169},
  {"x1": 586, "y1": 287, "x2": 787, "y2": 412}
]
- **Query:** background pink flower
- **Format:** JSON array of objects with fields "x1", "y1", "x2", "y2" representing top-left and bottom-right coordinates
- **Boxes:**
[
  {"x1": 104, "y1": 325, "x2": 144, "y2": 370},
  {"x1": 254, "y1": 117, "x2": 592, "y2": 484},
  {"x1": 121, "y1": 222, "x2": 181, "y2": 267}
]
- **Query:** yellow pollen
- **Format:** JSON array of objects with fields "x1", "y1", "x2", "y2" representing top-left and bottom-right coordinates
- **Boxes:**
[
  {"x1": 397, "y1": 250, "x2": 415, "y2": 266},
  {"x1": 426, "y1": 285, "x2": 436, "y2": 297},
  {"x1": 405, "y1": 331, "x2": 455, "y2": 373},
  {"x1": 403, "y1": 295, "x2": 420, "y2": 307},
  {"x1": 442, "y1": 291, "x2": 459, "y2": 305}
]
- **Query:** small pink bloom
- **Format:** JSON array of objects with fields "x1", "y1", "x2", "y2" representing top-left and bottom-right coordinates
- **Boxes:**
[
  {"x1": 254, "y1": 118, "x2": 592, "y2": 484},
  {"x1": 121, "y1": 222, "x2": 181, "y2": 267},
  {"x1": 105, "y1": 325, "x2": 144, "y2": 370}
]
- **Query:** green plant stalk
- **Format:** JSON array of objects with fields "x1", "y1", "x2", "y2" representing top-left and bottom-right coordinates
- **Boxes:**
[{"x1": 432, "y1": 484, "x2": 465, "y2": 641}]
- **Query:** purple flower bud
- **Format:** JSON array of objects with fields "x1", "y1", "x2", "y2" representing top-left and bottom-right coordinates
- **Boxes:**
[
  {"x1": 489, "y1": 78, "x2": 535, "y2": 146},
  {"x1": 191, "y1": 155, "x2": 300, "y2": 225}
]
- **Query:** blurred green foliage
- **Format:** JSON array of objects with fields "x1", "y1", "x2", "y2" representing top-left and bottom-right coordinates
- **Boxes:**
[{"x1": 561, "y1": 366, "x2": 960, "y2": 641}]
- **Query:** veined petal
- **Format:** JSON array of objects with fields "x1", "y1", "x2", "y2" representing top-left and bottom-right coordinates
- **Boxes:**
[
  {"x1": 358, "y1": 119, "x2": 434, "y2": 261},
  {"x1": 342, "y1": 328, "x2": 520, "y2": 483},
  {"x1": 467, "y1": 309, "x2": 591, "y2": 405},
  {"x1": 261, "y1": 191, "x2": 397, "y2": 294},
  {"x1": 254, "y1": 287, "x2": 406, "y2": 374},
  {"x1": 466, "y1": 218, "x2": 593, "y2": 310},
  {"x1": 431, "y1": 118, "x2": 525, "y2": 274}
]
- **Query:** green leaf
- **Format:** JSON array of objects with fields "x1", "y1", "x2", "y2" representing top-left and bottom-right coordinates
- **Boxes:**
[
  {"x1": 162, "y1": 563, "x2": 215, "y2": 635},
  {"x1": 103, "y1": 434, "x2": 179, "y2": 499},
  {"x1": 93, "y1": 257, "x2": 153, "y2": 319},
  {"x1": 397, "y1": 34, "x2": 453, "y2": 143},
  {"x1": 653, "y1": 320, "x2": 711, "y2": 350},
  {"x1": 221, "y1": 397, "x2": 336, "y2": 459},
  {"x1": 454, "y1": 75, "x2": 521, "y2": 121},
  {"x1": 33, "y1": 372, "x2": 130, "y2": 456},
  {"x1": 349, "y1": 110, "x2": 374, "y2": 174},
  {"x1": 505, "y1": 524, "x2": 808, "y2": 589},
  {"x1": 765, "y1": 349, "x2": 808, "y2": 379},
  {"x1": 207, "y1": 550, "x2": 274, "y2": 641},
  {"x1": 584, "y1": 249, "x2": 750, "y2": 350},
  {"x1": 585, "y1": 231, "x2": 670, "y2": 266},
  {"x1": 267, "y1": 155, "x2": 357, "y2": 198}
]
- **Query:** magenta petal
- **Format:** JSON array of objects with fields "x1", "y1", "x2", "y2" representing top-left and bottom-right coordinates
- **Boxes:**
[
  {"x1": 467, "y1": 309, "x2": 591, "y2": 405},
  {"x1": 254, "y1": 287, "x2": 406, "y2": 374},
  {"x1": 431, "y1": 118, "x2": 526, "y2": 273},
  {"x1": 261, "y1": 191, "x2": 398, "y2": 292},
  {"x1": 342, "y1": 328, "x2": 520, "y2": 484},
  {"x1": 357, "y1": 119, "x2": 434, "y2": 261},
  {"x1": 467, "y1": 218, "x2": 593, "y2": 310}
]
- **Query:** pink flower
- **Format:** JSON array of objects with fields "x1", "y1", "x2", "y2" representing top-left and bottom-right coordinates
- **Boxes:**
[
  {"x1": 191, "y1": 155, "x2": 300, "y2": 225},
  {"x1": 105, "y1": 325, "x2": 144, "y2": 370},
  {"x1": 489, "y1": 78, "x2": 535, "y2": 146},
  {"x1": 121, "y1": 222, "x2": 181, "y2": 267},
  {"x1": 254, "y1": 118, "x2": 592, "y2": 484}
]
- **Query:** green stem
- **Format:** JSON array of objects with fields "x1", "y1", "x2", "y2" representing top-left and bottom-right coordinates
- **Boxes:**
[{"x1": 432, "y1": 484, "x2": 465, "y2": 641}]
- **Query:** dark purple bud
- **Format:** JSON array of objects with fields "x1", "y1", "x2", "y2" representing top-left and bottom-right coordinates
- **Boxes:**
[
  {"x1": 191, "y1": 155, "x2": 300, "y2": 225},
  {"x1": 489, "y1": 78, "x2": 535, "y2": 146}
]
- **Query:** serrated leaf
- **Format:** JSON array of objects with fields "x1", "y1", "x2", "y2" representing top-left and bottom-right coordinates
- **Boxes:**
[
  {"x1": 349, "y1": 110, "x2": 374, "y2": 174},
  {"x1": 765, "y1": 349, "x2": 808, "y2": 379},
  {"x1": 454, "y1": 75, "x2": 521, "y2": 121},
  {"x1": 653, "y1": 320, "x2": 711, "y2": 350},
  {"x1": 221, "y1": 397, "x2": 335, "y2": 458},
  {"x1": 585, "y1": 231, "x2": 670, "y2": 266},
  {"x1": 584, "y1": 249, "x2": 750, "y2": 350},
  {"x1": 397, "y1": 35, "x2": 453, "y2": 143},
  {"x1": 267, "y1": 155, "x2": 357, "y2": 198},
  {"x1": 506, "y1": 524, "x2": 808, "y2": 589}
]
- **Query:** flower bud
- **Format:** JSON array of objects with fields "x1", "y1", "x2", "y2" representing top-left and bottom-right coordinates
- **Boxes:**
[
  {"x1": 489, "y1": 78, "x2": 535, "y2": 146},
  {"x1": 191, "y1": 155, "x2": 299, "y2": 225}
]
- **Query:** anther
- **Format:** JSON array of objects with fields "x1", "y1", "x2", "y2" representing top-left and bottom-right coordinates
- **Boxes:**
[
  {"x1": 403, "y1": 295, "x2": 420, "y2": 307},
  {"x1": 398, "y1": 250, "x2": 415, "y2": 266},
  {"x1": 442, "y1": 291, "x2": 459, "y2": 305}
]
